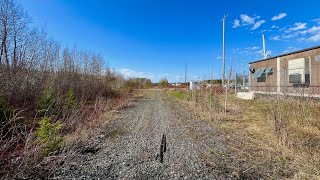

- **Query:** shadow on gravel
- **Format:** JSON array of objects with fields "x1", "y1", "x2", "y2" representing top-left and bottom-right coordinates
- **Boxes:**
[
  {"x1": 81, "y1": 146, "x2": 101, "y2": 155},
  {"x1": 80, "y1": 126, "x2": 127, "y2": 155}
]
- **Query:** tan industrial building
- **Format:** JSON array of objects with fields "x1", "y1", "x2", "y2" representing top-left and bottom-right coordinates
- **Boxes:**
[{"x1": 248, "y1": 45, "x2": 320, "y2": 96}]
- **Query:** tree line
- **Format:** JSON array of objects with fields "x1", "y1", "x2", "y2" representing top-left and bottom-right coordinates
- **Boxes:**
[{"x1": 0, "y1": 0, "x2": 141, "y2": 177}]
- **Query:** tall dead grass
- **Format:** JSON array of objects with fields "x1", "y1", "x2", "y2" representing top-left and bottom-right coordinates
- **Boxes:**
[{"x1": 165, "y1": 89, "x2": 320, "y2": 179}]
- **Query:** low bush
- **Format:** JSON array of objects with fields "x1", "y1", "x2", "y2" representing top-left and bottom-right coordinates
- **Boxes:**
[
  {"x1": 38, "y1": 89, "x2": 60, "y2": 116},
  {"x1": 35, "y1": 117, "x2": 63, "y2": 156},
  {"x1": 66, "y1": 88, "x2": 77, "y2": 109}
]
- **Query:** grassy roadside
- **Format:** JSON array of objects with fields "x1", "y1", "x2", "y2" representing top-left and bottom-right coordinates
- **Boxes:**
[{"x1": 163, "y1": 89, "x2": 320, "y2": 179}]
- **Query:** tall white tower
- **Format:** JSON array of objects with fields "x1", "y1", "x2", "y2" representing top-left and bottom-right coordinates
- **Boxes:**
[{"x1": 262, "y1": 34, "x2": 267, "y2": 59}]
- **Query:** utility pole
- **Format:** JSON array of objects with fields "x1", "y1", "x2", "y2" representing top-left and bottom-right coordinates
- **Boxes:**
[
  {"x1": 221, "y1": 14, "x2": 228, "y2": 85},
  {"x1": 242, "y1": 59, "x2": 245, "y2": 90},
  {"x1": 185, "y1": 64, "x2": 187, "y2": 88}
]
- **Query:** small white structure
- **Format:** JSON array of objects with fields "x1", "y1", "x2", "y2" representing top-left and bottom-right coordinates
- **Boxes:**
[
  {"x1": 189, "y1": 80, "x2": 200, "y2": 90},
  {"x1": 236, "y1": 92, "x2": 255, "y2": 100}
]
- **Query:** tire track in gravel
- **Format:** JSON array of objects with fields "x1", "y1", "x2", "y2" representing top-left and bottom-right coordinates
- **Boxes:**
[{"x1": 55, "y1": 90, "x2": 236, "y2": 179}]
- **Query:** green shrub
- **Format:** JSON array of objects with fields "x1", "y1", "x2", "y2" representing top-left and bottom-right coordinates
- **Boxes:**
[
  {"x1": 39, "y1": 89, "x2": 56, "y2": 111},
  {"x1": 145, "y1": 79, "x2": 153, "y2": 88},
  {"x1": 35, "y1": 116, "x2": 63, "y2": 156},
  {"x1": 66, "y1": 88, "x2": 77, "y2": 109},
  {"x1": 159, "y1": 78, "x2": 169, "y2": 88},
  {"x1": 170, "y1": 91, "x2": 185, "y2": 100},
  {"x1": 124, "y1": 80, "x2": 134, "y2": 92}
]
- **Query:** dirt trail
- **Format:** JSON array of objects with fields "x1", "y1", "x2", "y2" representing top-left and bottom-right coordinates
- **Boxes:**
[{"x1": 55, "y1": 90, "x2": 245, "y2": 179}]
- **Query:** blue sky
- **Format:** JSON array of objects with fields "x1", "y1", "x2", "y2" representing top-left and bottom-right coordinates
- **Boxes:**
[{"x1": 18, "y1": 0, "x2": 320, "y2": 82}]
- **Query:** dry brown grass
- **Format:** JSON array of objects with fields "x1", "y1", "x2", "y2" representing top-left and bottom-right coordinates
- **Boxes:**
[
  {"x1": 63, "y1": 92, "x2": 137, "y2": 150},
  {"x1": 165, "y1": 89, "x2": 320, "y2": 179}
]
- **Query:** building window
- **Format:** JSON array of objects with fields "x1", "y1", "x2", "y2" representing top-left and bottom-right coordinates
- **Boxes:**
[
  {"x1": 253, "y1": 66, "x2": 272, "y2": 83},
  {"x1": 288, "y1": 57, "x2": 310, "y2": 85},
  {"x1": 257, "y1": 73, "x2": 266, "y2": 82}
]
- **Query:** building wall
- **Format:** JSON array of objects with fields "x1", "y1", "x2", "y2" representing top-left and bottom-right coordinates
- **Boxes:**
[
  {"x1": 249, "y1": 47, "x2": 320, "y2": 94},
  {"x1": 249, "y1": 57, "x2": 277, "y2": 92}
]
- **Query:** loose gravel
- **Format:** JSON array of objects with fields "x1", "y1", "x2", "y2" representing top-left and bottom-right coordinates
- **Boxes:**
[{"x1": 54, "y1": 90, "x2": 251, "y2": 179}]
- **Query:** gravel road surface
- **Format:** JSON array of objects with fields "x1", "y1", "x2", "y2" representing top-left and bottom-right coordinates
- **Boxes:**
[{"x1": 54, "y1": 90, "x2": 248, "y2": 179}]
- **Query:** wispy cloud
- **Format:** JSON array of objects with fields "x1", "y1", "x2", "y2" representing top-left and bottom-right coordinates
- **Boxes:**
[
  {"x1": 271, "y1": 21, "x2": 320, "y2": 42},
  {"x1": 281, "y1": 46, "x2": 298, "y2": 54},
  {"x1": 118, "y1": 68, "x2": 188, "y2": 82},
  {"x1": 238, "y1": 46, "x2": 262, "y2": 56},
  {"x1": 271, "y1": 25, "x2": 279, "y2": 29},
  {"x1": 282, "y1": 33, "x2": 299, "y2": 39},
  {"x1": 271, "y1": 35, "x2": 281, "y2": 40},
  {"x1": 306, "y1": 32, "x2": 320, "y2": 42},
  {"x1": 233, "y1": 19, "x2": 240, "y2": 28},
  {"x1": 285, "y1": 22, "x2": 307, "y2": 33},
  {"x1": 118, "y1": 68, "x2": 154, "y2": 79},
  {"x1": 252, "y1": 20, "x2": 266, "y2": 30},
  {"x1": 234, "y1": 14, "x2": 266, "y2": 30},
  {"x1": 240, "y1": 14, "x2": 256, "y2": 25},
  {"x1": 312, "y1": 18, "x2": 320, "y2": 24},
  {"x1": 245, "y1": 46, "x2": 260, "y2": 50},
  {"x1": 300, "y1": 26, "x2": 320, "y2": 34},
  {"x1": 271, "y1": 13, "x2": 287, "y2": 21}
]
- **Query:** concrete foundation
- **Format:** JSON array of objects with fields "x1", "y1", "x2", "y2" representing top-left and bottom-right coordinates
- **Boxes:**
[{"x1": 236, "y1": 92, "x2": 255, "y2": 100}]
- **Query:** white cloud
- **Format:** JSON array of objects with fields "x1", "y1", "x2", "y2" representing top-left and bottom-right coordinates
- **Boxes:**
[
  {"x1": 306, "y1": 33, "x2": 320, "y2": 42},
  {"x1": 283, "y1": 33, "x2": 299, "y2": 39},
  {"x1": 271, "y1": 13, "x2": 287, "y2": 21},
  {"x1": 271, "y1": 24, "x2": 320, "y2": 41},
  {"x1": 252, "y1": 20, "x2": 266, "y2": 30},
  {"x1": 245, "y1": 46, "x2": 260, "y2": 50},
  {"x1": 118, "y1": 68, "x2": 154, "y2": 79},
  {"x1": 285, "y1": 22, "x2": 307, "y2": 33},
  {"x1": 297, "y1": 37, "x2": 306, "y2": 41},
  {"x1": 271, "y1": 25, "x2": 279, "y2": 29},
  {"x1": 271, "y1": 36, "x2": 281, "y2": 40},
  {"x1": 118, "y1": 68, "x2": 188, "y2": 83},
  {"x1": 300, "y1": 26, "x2": 320, "y2": 34},
  {"x1": 281, "y1": 46, "x2": 298, "y2": 54},
  {"x1": 235, "y1": 14, "x2": 266, "y2": 30},
  {"x1": 233, "y1": 19, "x2": 240, "y2": 28},
  {"x1": 240, "y1": 14, "x2": 256, "y2": 25},
  {"x1": 312, "y1": 18, "x2": 320, "y2": 24}
]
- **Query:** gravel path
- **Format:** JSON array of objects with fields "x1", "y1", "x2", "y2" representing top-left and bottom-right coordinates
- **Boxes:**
[{"x1": 54, "y1": 90, "x2": 245, "y2": 179}]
